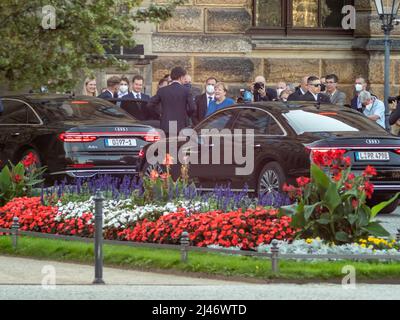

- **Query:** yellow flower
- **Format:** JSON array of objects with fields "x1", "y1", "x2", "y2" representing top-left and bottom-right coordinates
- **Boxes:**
[
  {"x1": 361, "y1": 244, "x2": 366, "y2": 248},
  {"x1": 306, "y1": 239, "x2": 313, "y2": 244}
]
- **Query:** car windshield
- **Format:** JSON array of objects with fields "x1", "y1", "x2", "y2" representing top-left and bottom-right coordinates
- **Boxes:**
[
  {"x1": 36, "y1": 99, "x2": 135, "y2": 122},
  {"x1": 282, "y1": 109, "x2": 386, "y2": 134}
]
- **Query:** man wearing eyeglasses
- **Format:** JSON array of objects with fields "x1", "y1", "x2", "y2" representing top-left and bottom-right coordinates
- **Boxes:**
[
  {"x1": 301, "y1": 76, "x2": 331, "y2": 103},
  {"x1": 325, "y1": 74, "x2": 346, "y2": 105}
]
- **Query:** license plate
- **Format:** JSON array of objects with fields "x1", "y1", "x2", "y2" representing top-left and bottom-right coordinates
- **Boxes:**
[
  {"x1": 355, "y1": 152, "x2": 389, "y2": 161},
  {"x1": 105, "y1": 138, "x2": 137, "y2": 147}
]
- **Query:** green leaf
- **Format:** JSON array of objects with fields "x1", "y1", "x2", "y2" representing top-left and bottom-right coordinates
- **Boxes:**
[
  {"x1": 362, "y1": 222, "x2": 390, "y2": 237},
  {"x1": 317, "y1": 213, "x2": 330, "y2": 225},
  {"x1": 279, "y1": 204, "x2": 298, "y2": 217},
  {"x1": 322, "y1": 182, "x2": 341, "y2": 213},
  {"x1": 335, "y1": 231, "x2": 350, "y2": 242},
  {"x1": 303, "y1": 202, "x2": 322, "y2": 220},
  {"x1": 310, "y1": 164, "x2": 330, "y2": 192},
  {"x1": 371, "y1": 192, "x2": 400, "y2": 219}
]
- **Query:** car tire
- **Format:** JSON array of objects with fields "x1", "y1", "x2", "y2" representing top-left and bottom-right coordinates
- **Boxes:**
[
  {"x1": 367, "y1": 195, "x2": 400, "y2": 214},
  {"x1": 257, "y1": 161, "x2": 287, "y2": 197},
  {"x1": 142, "y1": 162, "x2": 165, "y2": 178}
]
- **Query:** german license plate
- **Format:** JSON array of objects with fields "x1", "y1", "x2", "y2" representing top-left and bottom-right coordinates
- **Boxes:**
[
  {"x1": 105, "y1": 138, "x2": 137, "y2": 147},
  {"x1": 355, "y1": 152, "x2": 389, "y2": 161}
]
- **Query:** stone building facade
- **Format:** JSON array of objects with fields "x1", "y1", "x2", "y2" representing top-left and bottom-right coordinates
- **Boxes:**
[{"x1": 103, "y1": 0, "x2": 400, "y2": 103}]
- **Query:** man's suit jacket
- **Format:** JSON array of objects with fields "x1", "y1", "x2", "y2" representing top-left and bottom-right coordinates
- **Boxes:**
[
  {"x1": 97, "y1": 90, "x2": 116, "y2": 100},
  {"x1": 301, "y1": 91, "x2": 331, "y2": 103},
  {"x1": 287, "y1": 88, "x2": 306, "y2": 101},
  {"x1": 147, "y1": 82, "x2": 196, "y2": 134},
  {"x1": 329, "y1": 90, "x2": 346, "y2": 105},
  {"x1": 120, "y1": 92, "x2": 152, "y2": 120},
  {"x1": 192, "y1": 93, "x2": 209, "y2": 126}
]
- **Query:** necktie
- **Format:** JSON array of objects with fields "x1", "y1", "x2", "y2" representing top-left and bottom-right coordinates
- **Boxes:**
[{"x1": 208, "y1": 96, "x2": 213, "y2": 107}]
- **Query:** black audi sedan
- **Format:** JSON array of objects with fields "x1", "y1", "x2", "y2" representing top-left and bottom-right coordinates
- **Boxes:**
[
  {"x1": 0, "y1": 94, "x2": 159, "y2": 180},
  {"x1": 139, "y1": 102, "x2": 400, "y2": 213}
]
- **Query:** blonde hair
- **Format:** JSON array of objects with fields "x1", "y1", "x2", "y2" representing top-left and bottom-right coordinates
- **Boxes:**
[
  {"x1": 82, "y1": 78, "x2": 98, "y2": 97},
  {"x1": 215, "y1": 82, "x2": 228, "y2": 93}
]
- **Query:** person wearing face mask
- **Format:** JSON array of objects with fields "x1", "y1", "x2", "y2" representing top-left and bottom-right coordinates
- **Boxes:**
[
  {"x1": 359, "y1": 90, "x2": 386, "y2": 129},
  {"x1": 192, "y1": 77, "x2": 217, "y2": 125},
  {"x1": 276, "y1": 81, "x2": 287, "y2": 99},
  {"x1": 121, "y1": 75, "x2": 150, "y2": 120},
  {"x1": 116, "y1": 77, "x2": 130, "y2": 107},
  {"x1": 351, "y1": 76, "x2": 368, "y2": 112}
]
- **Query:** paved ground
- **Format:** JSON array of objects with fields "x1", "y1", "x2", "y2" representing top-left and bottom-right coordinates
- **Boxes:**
[{"x1": 1, "y1": 256, "x2": 400, "y2": 300}]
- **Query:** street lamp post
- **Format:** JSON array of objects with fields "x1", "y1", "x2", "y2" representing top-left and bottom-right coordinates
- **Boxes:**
[{"x1": 373, "y1": 0, "x2": 400, "y2": 129}]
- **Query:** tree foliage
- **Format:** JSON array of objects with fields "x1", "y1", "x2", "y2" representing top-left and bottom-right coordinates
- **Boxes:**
[{"x1": 0, "y1": 0, "x2": 185, "y2": 92}]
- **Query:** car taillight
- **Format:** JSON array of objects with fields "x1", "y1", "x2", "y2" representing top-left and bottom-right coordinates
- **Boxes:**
[
  {"x1": 59, "y1": 133, "x2": 98, "y2": 143},
  {"x1": 395, "y1": 149, "x2": 400, "y2": 154},
  {"x1": 138, "y1": 149, "x2": 145, "y2": 158},
  {"x1": 143, "y1": 133, "x2": 161, "y2": 142},
  {"x1": 67, "y1": 164, "x2": 95, "y2": 169}
]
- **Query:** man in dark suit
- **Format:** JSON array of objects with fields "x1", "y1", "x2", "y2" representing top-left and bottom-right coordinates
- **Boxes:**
[
  {"x1": 97, "y1": 76, "x2": 120, "y2": 102},
  {"x1": 301, "y1": 76, "x2": 331, "y2": 103},
  {"x1": 351, "y1": 76, "x2": 368, "y2": 112},
  {"x1": 121, "y1": 75, "x2": 151, "y2": 120},
  {"x1": 287, "y1": 76, "x2": 309, "y2": 101},
  {"x1": 147, "y1": 66, "x2": 196, "y2": 136},
  {"x1": 192, "y1": 77, "x2": 217, "y2": 126}
]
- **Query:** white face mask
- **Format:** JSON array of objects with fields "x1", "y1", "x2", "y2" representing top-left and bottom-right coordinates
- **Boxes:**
[
  {"x1": 365, "y1": 103, "x2": 373, "y2": 111},
  {"x1": 355, "y1": 84, "x2": 363, "y2": 92},
  {"x1": 206, "y1": 85, "x2": 215, "y2": 95},
  {"x1": 277, "y1": 88, "x2": 284, "y2": 97},
  {"x1": 119, "y1": 85, "x2": 129, "y2": 93}
]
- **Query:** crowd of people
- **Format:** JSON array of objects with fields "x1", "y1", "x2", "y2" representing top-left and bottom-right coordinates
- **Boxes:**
[{"x1": 81, "y1": 66, "x2": 400, "y2": 134}]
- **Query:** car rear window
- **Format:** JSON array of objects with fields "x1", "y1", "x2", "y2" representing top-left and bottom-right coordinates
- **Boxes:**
[
  {"x1": 36, "y1": 99, "x2": 135, "y2": 122},
  {"x1": 282, "y1": 109, "x2": 387, "y2": 134}
]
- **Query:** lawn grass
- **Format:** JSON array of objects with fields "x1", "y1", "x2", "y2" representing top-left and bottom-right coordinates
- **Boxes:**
[{"x1": 1, "y1": 236, "x2": 400, "y2": 282}]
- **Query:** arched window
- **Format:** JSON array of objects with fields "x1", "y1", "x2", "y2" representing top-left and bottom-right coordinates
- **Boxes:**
[{"x1": 252, "y1": 0, "x2": 354, "y2": 35}]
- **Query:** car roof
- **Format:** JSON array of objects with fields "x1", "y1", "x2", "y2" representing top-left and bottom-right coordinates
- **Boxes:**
[
  {"x1": 223, "y1": 101, "x2": 358, "y2": 115},
  {"x1": 1, "y1": 93, "x2": 108, "y2": 105}
]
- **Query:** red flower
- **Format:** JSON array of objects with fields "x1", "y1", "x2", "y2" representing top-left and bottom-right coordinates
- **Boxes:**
[
  {"x1": 296, "y1": 177, "x2": 311, "y2": 187},
  {"x1": 21, "y1": 153, "x2": 38, "y2": 167},
  {"x1": 13, "y1": 174, "x2": 22, "y2": 183},
  {"x1": 363, "y1": 165, "x2": 377, "y2": 177},
  {"x1": 162, "y1": 154, "x2": 174, "y2": 166}
]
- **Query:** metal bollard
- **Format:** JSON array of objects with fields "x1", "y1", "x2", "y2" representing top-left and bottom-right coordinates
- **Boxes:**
[
  {"x1": 180, "y1": 231, "x2": 190, "y2": 263},
  {"x1": 396, "y1": 229, "x2": 400, "y2": 242},
  {"x1": 11, "y1": 217, "x2": 19, "y2": 250},
  {"x1": 271, "y1": 239, "x2": 280, "y2": 273},
  {"x1": 93, "y1": 190, "x2": 105, "y2": 285}
]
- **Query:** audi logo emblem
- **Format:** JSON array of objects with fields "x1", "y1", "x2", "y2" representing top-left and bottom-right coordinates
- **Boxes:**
[
  {"x1": 115, "y1": 127, "x2": 128, "y2": 132},
  {"x1": 366, "y1": 139, "x2": 380, "y2": 144}
]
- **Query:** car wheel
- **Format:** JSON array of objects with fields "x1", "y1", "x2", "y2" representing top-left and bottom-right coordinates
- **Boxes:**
[
  {"x1": 257, "y1": 162, "x2": 287, "y2": 197},
  {"x1": 367, "y1": 194, "x2": 400, "y2": 214},
  {"x1": 142, "y1": 162, "x2": 165, "y2": 178}
]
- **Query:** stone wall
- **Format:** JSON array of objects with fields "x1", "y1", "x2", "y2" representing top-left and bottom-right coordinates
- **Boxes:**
[{"x1": 149, "y1": 0, "x2": 400, "y2": 101}]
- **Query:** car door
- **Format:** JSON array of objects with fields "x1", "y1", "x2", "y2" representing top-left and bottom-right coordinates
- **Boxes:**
[
  {"x1": 230, "y1": 107, "x2": 287, "y2": 191},
  {"x1": 0, "y1": 98, "x2": 40, "y2": 164},
  {"x1": 183, "y1": 109, "x2": 238, "y2": 188}
]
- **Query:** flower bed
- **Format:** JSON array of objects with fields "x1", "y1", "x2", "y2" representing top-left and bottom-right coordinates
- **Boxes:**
[{"x1": 0, "y1": 197, "x2": 294, "y2": 249}]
